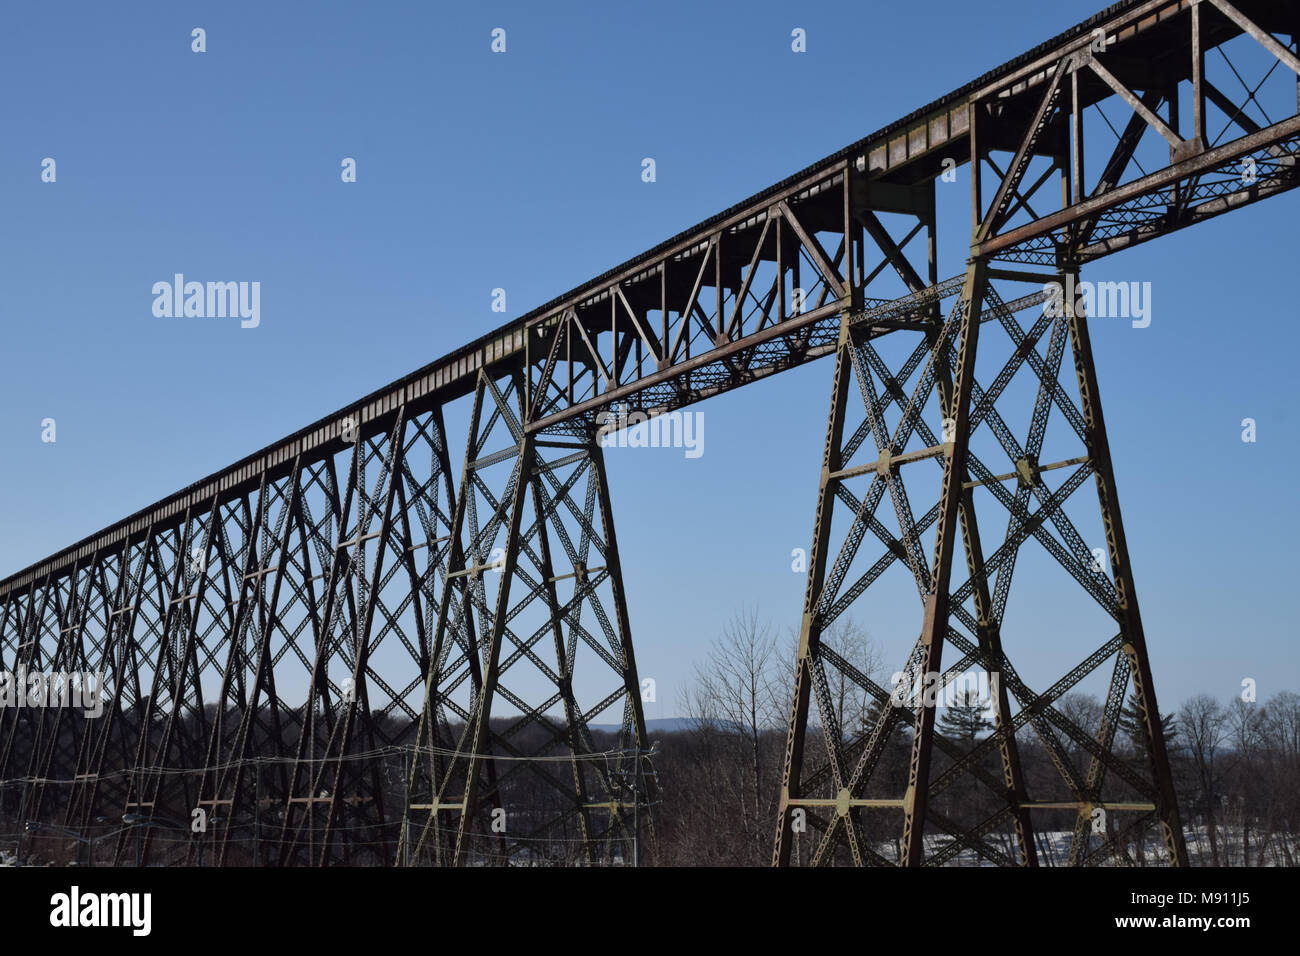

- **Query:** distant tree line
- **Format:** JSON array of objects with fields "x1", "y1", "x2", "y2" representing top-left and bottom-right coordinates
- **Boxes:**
[
  {"x1": 4, "y1": 607, "x2": 1295, "y2": 867},
  {"x1": 645, "y1": 608, "x2": 1300, "y2": 867}
]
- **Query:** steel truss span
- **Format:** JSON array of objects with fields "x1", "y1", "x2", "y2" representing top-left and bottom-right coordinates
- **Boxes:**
[{"x1": 2, "y1": 0, "x2": 1296, "y2": 865}]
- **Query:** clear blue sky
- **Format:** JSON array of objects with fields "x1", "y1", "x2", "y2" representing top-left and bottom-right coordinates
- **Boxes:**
[{"x1": 2, "y1": 0, "x2": 1296, "y2": 719}]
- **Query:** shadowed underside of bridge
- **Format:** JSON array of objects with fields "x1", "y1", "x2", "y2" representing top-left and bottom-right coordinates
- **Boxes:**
[{"x1": 1, "y1": 0, "x2": 1297, "y2": 865}]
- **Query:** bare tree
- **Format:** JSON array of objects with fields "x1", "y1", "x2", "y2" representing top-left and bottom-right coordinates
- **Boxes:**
[
  {"x1": 821, "y1": 617, "x2": 883, "y2": 742},
  {"x1": 1225, "y1": 698, "x2": 1264, "y2": 864},
  {"x1": 1179, "y1": 693, "x2": 1227, "y2": 864},
  {"x1": 694, "y1": 607, "x2": 781, "y2": 830},
  {"x1": 1257, "y1": 691, "x2": 1300, "y2": 865},
  {"x1": 772, "y1": 616, "x2": 881, "y2": 742}
]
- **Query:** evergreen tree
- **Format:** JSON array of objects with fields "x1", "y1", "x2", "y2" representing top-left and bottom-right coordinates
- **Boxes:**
[
  {"x1": 1117, "y1": 691, "x2": 1177, "y2": 758},
  {"x1": 937, "y1": 689, "x2": 994, "y2": 747}
]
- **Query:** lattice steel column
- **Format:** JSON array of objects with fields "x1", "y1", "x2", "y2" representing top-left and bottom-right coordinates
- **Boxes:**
[{"x1": 898, "y1": 258, "x2": 987, "y2": 865}]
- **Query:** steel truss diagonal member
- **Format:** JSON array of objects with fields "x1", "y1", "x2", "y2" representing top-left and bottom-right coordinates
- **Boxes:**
[{"x1": 399, "y1": 370, "x2": 656, "y2": 867}]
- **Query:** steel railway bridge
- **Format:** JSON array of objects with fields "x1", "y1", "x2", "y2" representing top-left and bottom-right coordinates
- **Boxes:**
[{"x1": 1, "y1": 0, "x2": 1296, "y2": 866}]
